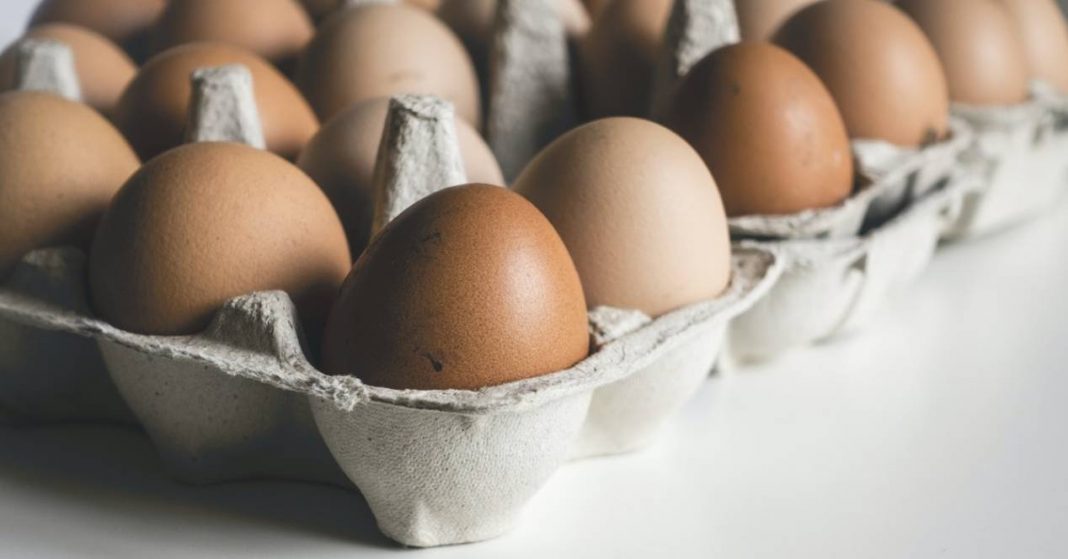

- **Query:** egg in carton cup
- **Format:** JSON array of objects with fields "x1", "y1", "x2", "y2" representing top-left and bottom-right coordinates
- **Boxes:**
[
  {"x1": 942, "y1": 81, "x2": 1068, "y2": 239},
  {"x1": 647, "y1": 0, "x2": 976, "y2": 362},
  {"x1": 0, "y1": 39, "x2": 134, "y2": 425},
  {"x1": 0, "y1": 38, "x2": 782, "y2": 545}
]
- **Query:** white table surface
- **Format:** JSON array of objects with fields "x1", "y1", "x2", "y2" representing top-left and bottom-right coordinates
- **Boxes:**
[{"x1": 3, "y1": 2, "x2": 1068, "y2": 557}]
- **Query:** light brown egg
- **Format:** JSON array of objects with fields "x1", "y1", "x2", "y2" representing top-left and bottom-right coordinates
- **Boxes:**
[
  {"x1": 298, "y1": 97, "x2": 504, "y2": 260},
  {"x1": 0, "y1": 23, "x2": 136, "y2": 116},
  {"x1": 297, "y1": 4, "x2": 481, "y2": 125},
  {"x1": 152, "y1": 0, "x2": 315, "y2": 73},
  {"x1": 578, "y1": 0, "x2": 672, "y2": 118},
  {"x1": 29, "y1": 0, "x2": 166, "y2": 60},
  {"x1": 0, "y1": 91, "x2": 139, "y2": 279},
  {"x1": 513, "y1": 117, "x2": 731, "y2": 317},
  {"x1": 736, "y1": 0, "x2": 819, "y2": 41},
  {"x1": 898, "y1": 0, "x2": 1030, "y2": 106},
  {"x1": 321, "y1": 184, "x2": 589, "y2": 390},
  {"x1": 664, "y1": 43, "x2": 853, "y2": 216},
  {"x1": 89, "y1": 142, "x2": 351, "y2": 344},
  {"x1": 774, "y1": 0, "x2": 950, "y2": 146},
  {"x1": 996, "y1": 0, "x2": 1068, "y2": 93},
  {"x1": 114, "y1": 42, "x2": 319, "y2": 161},
  {"x1": 437, "y1": 0, "x2": 591, "y2": 80}
]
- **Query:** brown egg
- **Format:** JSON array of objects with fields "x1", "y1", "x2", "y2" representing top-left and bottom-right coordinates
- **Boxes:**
[
  {"x1": 152, "y1": 0, "x2": 315, "y2": 72},
  {"x1": 898, "y1": 0, "x2": 1030, "y2": 106},
  {"x1": 995, "y1": 0, "x2": 1068, "y2": 93},
  {"x1": 114, "y1": 42, "x2": 319, "y2": 161},
  {"x1": 321, "y1": 184, "x2": 589, "y2": 390},
  {"x1": 0, "y1": 24, "x2": 136, "y2": 116},
  {"x1": 297, "y1": 4, "x2": 481, "y2": 126},
  {"x1": 89, "y1": 142, "x2": 351, "y2": 343},
  {"x1": 664, "y1": 43, "x2": 853, "y2": 216},
  {"x1": 437, "y1": 0, "x2": 591, "y2": 81},
  {"x1": 513, "y1": 117, "x2": 731, "y2": 317},
  {"x1": 29, "y1": 0, "x2": 166, "y2": 60},
  {"x1": 736, "y1": 0, "x2": 819, "y2": 41},
  {"x1": 774, "y1": 0, "x2": 950, "y2": 146},
  {"x1": 578, "y1": 0, "x2": 672, "y2": 118},
  {"x1": 298, "y1": 97, "x2": 504, "y2": 260},
  {"x1": 0, "y1": 91, "x2": 139, "y2": 279}
]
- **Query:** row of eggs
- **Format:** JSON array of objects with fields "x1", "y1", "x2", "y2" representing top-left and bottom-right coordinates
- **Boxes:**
[{"x1": 1, "y1": 0, "x2": 1066, "y2": 392}]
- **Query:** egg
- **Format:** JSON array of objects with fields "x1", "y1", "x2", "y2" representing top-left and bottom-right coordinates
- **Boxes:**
[
  {"x1": 152, "y1": 0, "x2": 315, "y2": 73},
  {"x1": 29, "y1": 0, "x2": 166, "y2": 61},
  {"x1": 995, "y1": 0, "x2": 1068, "y2": 93},
  {"x1": 736, "y1": 0, "x2": 819, "y2": 41},
  {"x1": 298, "y1": 97, "x2": 503, "y2": 260},
  {"x1": 0, "y1": 24, "x2": 136, "y2": 116},
  {"x1": 664, "y1": 43, "x2": 853, "y2": 216},
  {"x1": 89, "y1": 142, "x2": 350, "y2": 343},
  {"x1": 513, "y1": 117, "x2": 731, "y2": 316},
  {"x1": 297, "y1": 4, "x2": 481, "y2": 125},
  {"x1": 437, "y1": 0, "x2": 590, "y2": 88},
  {"x1": 898, "y1": 0, "x2": 1030, "y2": 106},
  {"x1": 578, "y1": 0, "x2": 672, "y2": 118},
  {"x1": 0, "y1": 91, "x2": 139, "y2": 279},
  {"x1": 114, "y1": 42, "x2": 318, "y2": 161},
  {"x1": 773, "y1": 0, "x2": 950, "y2": 146},
  {"x1": 321, "y1": 184, "x2": 589, "y2": 390}
]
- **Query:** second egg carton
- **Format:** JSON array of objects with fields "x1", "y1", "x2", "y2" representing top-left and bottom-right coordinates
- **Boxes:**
[{"x1": 944, "y1": 83, "x2": 1068, "y2": 239}]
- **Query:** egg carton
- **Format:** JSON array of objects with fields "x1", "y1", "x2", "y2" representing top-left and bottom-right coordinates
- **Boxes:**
[
  {"x1": 942, "y1": 83, "x2": 1068, "y2": 239},
  {"x1": 0, "y1": 75, "x2": 783, "y2": 546},
  {"x1": 725, "y1": 142, "x2": 976, "y2": 362},
  {"x1": 0, "y1": 242, "x2": 781, "y2": 545},
  {"x1": 727, "y1": 128, "x2": 971, "y2": 241}
]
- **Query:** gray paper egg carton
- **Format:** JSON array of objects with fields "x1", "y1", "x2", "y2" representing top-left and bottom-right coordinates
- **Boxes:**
[
  {"x1": 943, "y1": 83, "x2": 1068, "y2": 239},
  {"x1": 0, "y1": 242, "x2": 781, "y2": 546},
  {"x1": 724, "y1": 124, "x2": 977, "y2": 361}
]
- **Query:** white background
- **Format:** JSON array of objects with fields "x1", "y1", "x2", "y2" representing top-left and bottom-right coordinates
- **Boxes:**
[{"x1": 3, "y1": 1, "x2": 1068, "y2": 557}]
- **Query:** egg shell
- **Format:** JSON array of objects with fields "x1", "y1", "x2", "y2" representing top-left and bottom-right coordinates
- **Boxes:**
[
  {"x1": 321, "y1": 184, "x2": 589, "y2": 391},
  {"x1": 664, "y1": 42, "x2": 854, "y2": 216},
  {"x1": 996, "y1": 0, "x2": 1068, "y2": 93},
  {"x1": 113, "y1": 42, "x2": 318, "y2": 161},
  {"x1": 774, "y1": 0, "x2": 950, "y2": 146},
  {"x1": 88, "y1": 142, "x2": 351, "y2": 345},
  {"x1": 297, "y1": 4, "x2": 481, "y2": 126},
  {"x1": 29, "y1": 0, "x2": 166, "y2": 61},
  {"x1": 152, "y1": 0, "x2": 315, "y2": 73},
  {"x1": 0, "y1": 24, "x2": 136, "y2": 116},
  {"x1": 298, "y1": 97, "x2": 503, "y2": 259},
  {"x1": 577, "y1": 0, "x2": 672, "y2": 118},
  {"x1": 513, "y1": 117, "x2": 732, "y2": 317},
  {"x1": 736, "y1": 0, "x2": 818, "y2": 41},
  {"x1": 898, "y1": 0, "x2": 1031, "y2": 106},
  {"x1": 0, "y1": 91, "x2": 139, "y2": 280}
]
